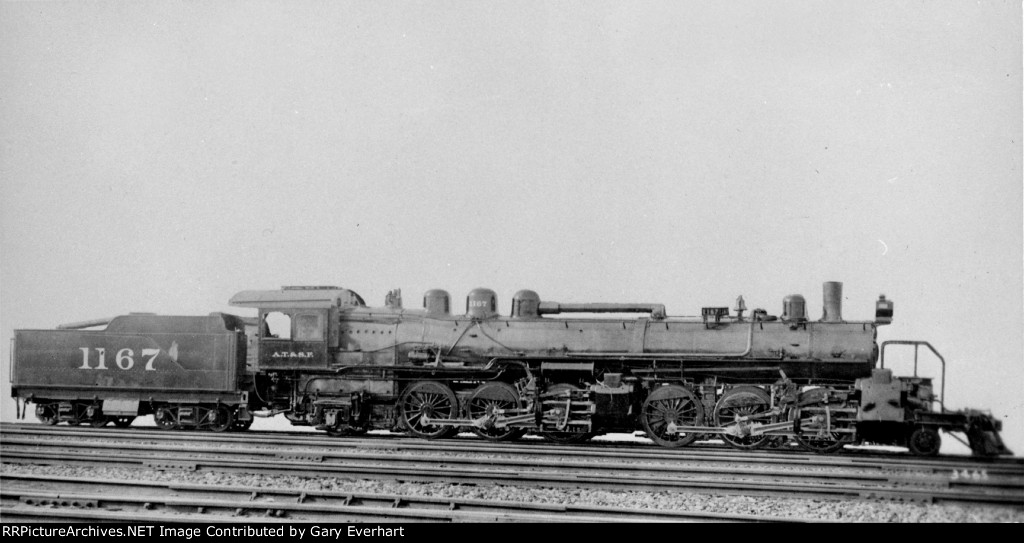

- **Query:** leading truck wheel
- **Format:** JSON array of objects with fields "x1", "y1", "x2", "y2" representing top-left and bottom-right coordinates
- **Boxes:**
[
  {"x1": 641, "y1": 384, "x2": 705, "y2": 448},
  {"x1": 399, "y1": 381, "x2": 459, "y2": 439},
  {"x1": 908, "y1": 426, "x2": 941, "y2": 456}
]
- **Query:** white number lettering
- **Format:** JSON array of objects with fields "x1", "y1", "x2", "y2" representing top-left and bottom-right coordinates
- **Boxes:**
[
  {"x1": 78, "y1": 346, "x2": 160, "y2": 371},
  {"x1": 115, "y1": 348, "x2": 135, "y2": 370},
  {"x1": 142, "y1": 348, "x2": 160, "y2": 371}
]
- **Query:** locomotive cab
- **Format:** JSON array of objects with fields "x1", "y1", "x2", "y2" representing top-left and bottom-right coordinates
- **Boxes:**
[
  {"x1": 255, "y1": 309, "x2": 331, "y2": 368},
  {"x1": 229, "y1": 286, "x2": 364, "y2": 371}
]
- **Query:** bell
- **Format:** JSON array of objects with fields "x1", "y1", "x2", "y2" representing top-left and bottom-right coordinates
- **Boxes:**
[{"x1": 734, "y1": 295, "x2": 747, "y2": 319}]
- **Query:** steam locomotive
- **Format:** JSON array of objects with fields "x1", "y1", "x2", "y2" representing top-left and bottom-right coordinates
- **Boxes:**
[{"x1": 9, "y1": 281, "x2": 1010, "y2": 457}]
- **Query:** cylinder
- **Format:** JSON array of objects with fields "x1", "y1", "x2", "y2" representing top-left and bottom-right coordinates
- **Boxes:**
[{"x1": 822, "y1": 281, "x2": 843, "y2": 322}]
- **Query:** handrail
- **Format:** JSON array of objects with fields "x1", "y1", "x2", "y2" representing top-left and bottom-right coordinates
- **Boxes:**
[
  {"x1": 538, "y1": 302, "x2": 667, "y2": 320},
  {"x1": 879, "y1": 340, "x2": 946, "y2": 412},
  {"x1": 566, "y1": 321, "x2": 756, "y2": 359}
]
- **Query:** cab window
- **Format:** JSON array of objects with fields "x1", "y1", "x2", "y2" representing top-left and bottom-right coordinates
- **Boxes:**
[
  {"x1": 263, "y1": 312, "x2": 291, "y2": 340},
  {"x1": 294, "y1": 313, "x2": 324, "y2": 341}
]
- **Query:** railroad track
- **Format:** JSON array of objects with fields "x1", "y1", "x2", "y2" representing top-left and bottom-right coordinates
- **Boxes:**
[
  {"x1": 3, "y1": 424, "x2": 1021, "y2": 514},
  {"x1": 5, "y1": 422, "x2": 1021, "y2": 475},
  {"x1": 0, "y1": 473, "x2": 804, "y2": 523}
]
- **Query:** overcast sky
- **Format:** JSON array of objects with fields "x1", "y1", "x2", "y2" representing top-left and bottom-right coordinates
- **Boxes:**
[{"x1": 2, "y1": 1, "x2": 1021, "y2": 453}]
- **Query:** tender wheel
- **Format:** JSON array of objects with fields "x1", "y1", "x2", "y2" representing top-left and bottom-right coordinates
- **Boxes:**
[
  {"x1": 113, "y1": 416, "x2": 135, "y2": 428},
  {"x1": 641, "y1": 384, "x2": 705, "y2": 448},
  {"x1": 791, "y1": 389, "x2": 854, "y2": 454},
  {"x1": 155, "y1": 407, "x2": 177, "y2": 430},
  {"x1": 90, "y1": 416, "x2": 110, "y2": 428},
  {"x1": 35, "y1": 404, "x2": 59, "y2": 426},
  {"x1": 714, "y1": 386, "x2": 772, "y2": 450},
  {"x1": 205, "y1": 405, "x2": 234, "y2": 433},
  {"x1": 540, "y1": 383, "x2": 594, "y2": 443},
  {"x1": 467, "y1": 382, "x2": 527, "y2": 441},
  {"x1": 908, "y1": 426, "x2": 942, "y2": 456},
  {"x1": 399, "y1": 381, "x2": 459, "y2": 439}
]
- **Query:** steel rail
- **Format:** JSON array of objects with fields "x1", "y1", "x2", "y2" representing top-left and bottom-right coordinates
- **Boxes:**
[
  {"x1": 6, "y1": 421, "x2": 1022, "y2": 469},
  {"x1": 0, "y1": 473, "x2": 805, "y2": 523},
  {"x1": 2, "y1": 439, "x2": 1021, "y2": 507},
  {"x1": 3, "y1": 435, "x2": 1019, "y2": 492},
  {"x1": 3, "y1": 422, "x2": 1021, "y2": 476}
]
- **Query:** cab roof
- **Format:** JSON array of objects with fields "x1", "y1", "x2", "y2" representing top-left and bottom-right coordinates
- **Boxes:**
[{"x1": 229, "y1": 286, "x2": 366, "y2": 309}]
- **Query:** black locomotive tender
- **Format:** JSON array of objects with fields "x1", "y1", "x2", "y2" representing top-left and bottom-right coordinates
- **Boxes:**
[{"x1": 10, "y1": 281, "x2": 1010, "y2": 457}]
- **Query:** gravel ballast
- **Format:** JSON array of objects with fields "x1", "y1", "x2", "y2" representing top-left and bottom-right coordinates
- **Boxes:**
[{"x1": 3, "y1": 462, "x2": 1021, "y2": 523}]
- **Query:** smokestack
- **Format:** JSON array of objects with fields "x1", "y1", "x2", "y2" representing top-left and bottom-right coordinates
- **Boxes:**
[{"x1": 822, "y1": 281, "x2": 843, "y2": 322}]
